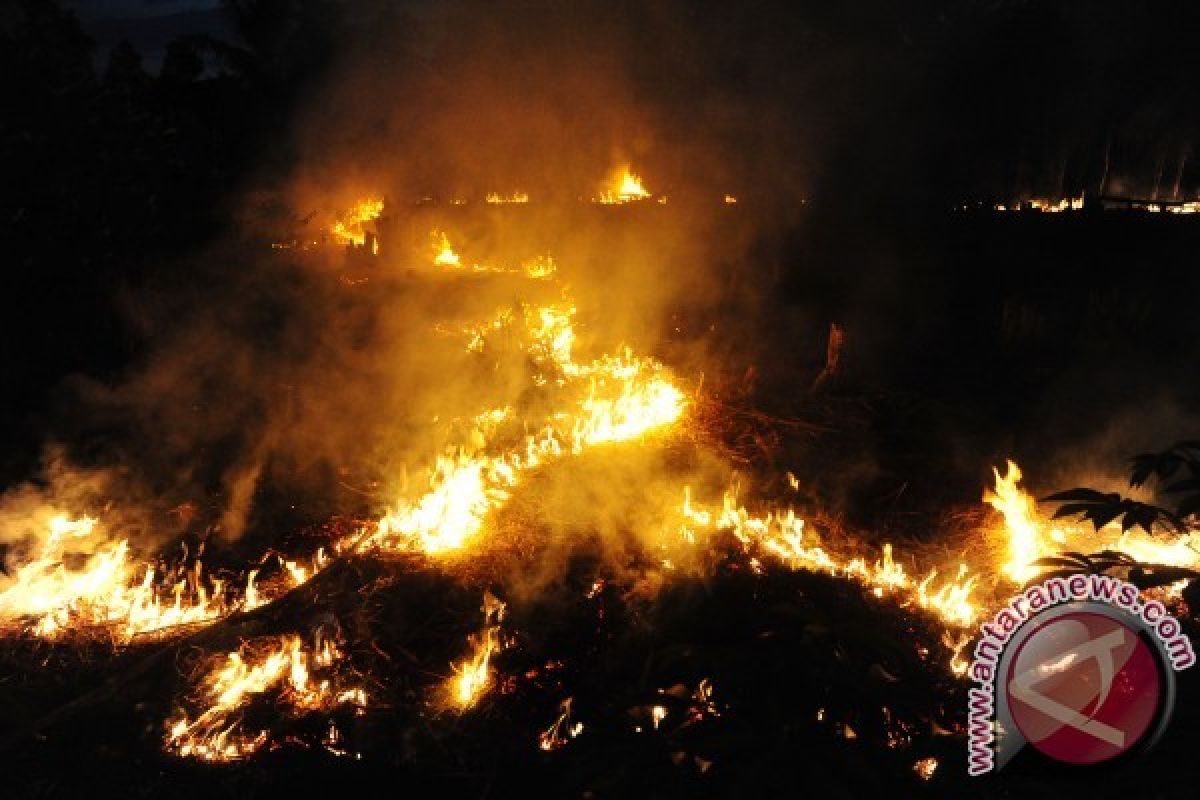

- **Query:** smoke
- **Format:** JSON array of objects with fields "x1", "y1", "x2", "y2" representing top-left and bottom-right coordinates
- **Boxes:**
[
  {"x1": 21, "y1": 0, "x2": 817, "y2": 554},
  {"x1": 0, "y1": 446, "x2": 165, "y2": 579},
  {"x1": 23, "y1": 0, "x2": 1197, "y2": 572}
]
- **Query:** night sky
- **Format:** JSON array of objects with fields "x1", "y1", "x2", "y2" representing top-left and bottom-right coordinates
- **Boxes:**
[{"x1": 64, "y1": 0, "x2": 230, "y2": 67}]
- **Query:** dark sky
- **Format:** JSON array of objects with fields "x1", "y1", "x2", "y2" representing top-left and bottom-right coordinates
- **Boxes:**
[{"x1": 64, "y1": 0, "x2": 229, "y2": 68}]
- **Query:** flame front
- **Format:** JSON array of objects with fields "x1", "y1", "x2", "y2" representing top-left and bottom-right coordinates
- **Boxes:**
[{"x1": 0, "y1": 513, "x2": 260, "y2": 640}]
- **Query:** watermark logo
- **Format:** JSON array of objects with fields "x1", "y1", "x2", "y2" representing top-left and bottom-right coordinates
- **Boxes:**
[{"x1": 967, "y1": 574, "x2": 1194, "y2": 775}]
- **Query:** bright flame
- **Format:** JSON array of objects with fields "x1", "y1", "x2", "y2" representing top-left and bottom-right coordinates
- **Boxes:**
[
  {"x1": 365, "y1": 295, "x2": 684, "y2": 557},
  {"x1": 594, "y1": 166, "x2": 651, "y2": 204},
  {"x1": 330, "y1": 197, "x2": 384, "y2": 246},
  {"x1": 164, "y1": 632, "x2": 366, "y2": 761},
  {"x1": 539, "y1": 697, "x2": 583, "y2": 751},
  {"x1": 0, "y1": 513, "x2": 256, "y2": 640},
  {"x1": 672, "y1": 486, "x2": 982, "y2": 632},
  {"x1": 984, "y1": 460, "x2": 1043, "y2": 582},
  {"x1": 985, "y1": 459, "x2": 1200, "y2": 584},
  {"x1": 432, "y1": 230, "x2": 461, "y2": 267},
  {"x1": 447, "y1": 592, "x2": 506, "y2": 710},
  {"x1": 486, "y1": 192, "x2": 529, "y2": 204}
]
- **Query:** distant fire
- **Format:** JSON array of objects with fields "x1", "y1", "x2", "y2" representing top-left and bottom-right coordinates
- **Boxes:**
[
  {"x1": 330, "y1": 197, "x2": 384, "y2": 246},
  {"x1": 594, "y1": 166, "x2": 651, "y2": 203},
  {"x1": 486, "y1": 192, "x2": 529, "y2": 204},
  {"x1": 432, "y1": 230, "x2": 462, "y2": 267}
]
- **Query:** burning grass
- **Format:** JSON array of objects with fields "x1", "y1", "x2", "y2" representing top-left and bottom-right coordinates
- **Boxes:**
[{"x1": 3, "y1": 194, "x2": 1200, "y2": 796}]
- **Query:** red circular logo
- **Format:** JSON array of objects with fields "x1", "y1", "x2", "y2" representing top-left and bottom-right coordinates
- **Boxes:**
[{"x1": 1006, "y1": 611, "x2": 1162, "y2": 765}]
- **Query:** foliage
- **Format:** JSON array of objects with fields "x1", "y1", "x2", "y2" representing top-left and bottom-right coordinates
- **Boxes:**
[{"x1": 1042, "y1": 440, "x2": 1200, "y2": 534}]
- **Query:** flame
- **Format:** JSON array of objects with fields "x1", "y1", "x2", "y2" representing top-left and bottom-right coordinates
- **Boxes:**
[
  {"x1": 672, "y1": 486, "x2": 982, "y2": 631},
  {"x1": 446, "y1": 592, "x2": 506, "y2": 710},
  {"x1": 539, "y1": 697, "x2": 583, "y2": 751},
  {"x1": 594, "y1": 166, "x2": 651, "y2": 204},
  {"x1": 486, "y1": 192, "x2": 529, "y2": 204},
  {"x1": 432, "y1": 230, "x2": 461, "y2": 267},
  {"x1": 330, "y1": 197, "x2": 384, "y2": 246},
  {"x1": 365, "y1": 296, "x2": 684, "y2": 557},
  {"x1": 1028, "y1": 195, "x2": 1084, "y2": 213},
  {"x1": 165, "y1": 632, "x2": 365, "y2": 761},
  {"x1": 984, "y1": 460, "x2": 1043, "y2": 582},
  {"x1": 724, "y1": 194, "x2": 738, "y2": 204},
  {"x1": 0, "y1": 513, "x2": 258, "y2": 640},
  {"x1": 985, "y1": 459, "x2": 1200, "y2": 583}
]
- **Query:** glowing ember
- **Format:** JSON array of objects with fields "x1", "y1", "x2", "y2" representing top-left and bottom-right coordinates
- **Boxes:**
[
  {"x1": 913, "y1": 756, "x2": 938, "y2": 780},
  {"x1": 539, "y1": 697, "x2": 583, "y2": 751}
]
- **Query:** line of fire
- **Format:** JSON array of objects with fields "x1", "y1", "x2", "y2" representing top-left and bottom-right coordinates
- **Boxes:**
[{"x1": 4, "y1": 1, "x2": 1200, "y2": 798}]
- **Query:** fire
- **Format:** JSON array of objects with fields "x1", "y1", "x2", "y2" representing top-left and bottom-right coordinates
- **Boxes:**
[
  {"x1": 913, "y1": 756, "x2": 938, "y2": 780},
  {"x1": 539, "y1": 697, "x2": 584, "y2": 751},
  {"x1": 672, "y1": 486, "x2": 983, "y2": 633},
  {"x1": 28, "y1": 170, "x2": 1200, "y2": 771},
  {"x1": 486, "y1": 192, "x2": 529, "y2": 204},
  {"x1": 724, "y1": 194, "x2": 737, "y2": 204},
  {"x1": 365, "y1": 295, "x2": 684, "y2": 557},
  {"x1": 446, "y1": 592, "x2": 506, "y2": 710},
  {"x1": 1028, "y1": 195, "x2": 1084, "y2": 213},
  {"x1": 432, "y1": 230, "x2": 461, "y2": 267},
  {"x1": 165, "y1": 631, "x2": 366, "y2": 761},
  {"x1": 594, "y1": 166, "x2": 651, "y2": 204},
  {"x1": 330, "y1": 197, "x2": 384, "y2": 246},
  {"x1": 428, "y1": 233, "x2": 555, "y2": 278},
  {"x1": 985, "y1": 459, "x2": 1200, "y2": 583},
  {"x1": 984, "y1": 460, "x2": 1044, "y2": 582},
  {"x1": 0, "y1": 513, "x2": 256, "y2": 640}
]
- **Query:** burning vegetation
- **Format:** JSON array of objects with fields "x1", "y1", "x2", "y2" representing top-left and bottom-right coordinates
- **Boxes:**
[
  {"x1": 8, "y1": 1, "x2": 1200, "y2": 797},
  {"x1": 3, "y1": 191, "x2": 1198, "y2": 786}
]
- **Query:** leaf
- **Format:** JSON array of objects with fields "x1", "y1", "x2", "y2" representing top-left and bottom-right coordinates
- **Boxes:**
[
  {"x1": 1051, "y1": 503, "x2": 1098, "y2": 519},
  {"x1": 1127, "y1": 566, "x2": 1200, "y2": 590},
  {"x1": 1177, "y1": 494, "x2": 1200, "y2": 521},
  {"x1": 1031, "y1": 555, "x2": 1091, "y2": 569},
  {"x1": 1042, "y1": 488, "x2": 1116, "y2": 503},
  {"x1": 1091, "y1": 550, "x2": 1137, "y2": 565}
]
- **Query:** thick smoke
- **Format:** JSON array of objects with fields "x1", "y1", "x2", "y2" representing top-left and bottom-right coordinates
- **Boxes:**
[{"x1": 33, "y1": 0, "x2": 811, "y2": 555}]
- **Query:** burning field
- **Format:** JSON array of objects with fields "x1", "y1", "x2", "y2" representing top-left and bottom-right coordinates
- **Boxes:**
[
  {"x1": 7, "y1": 1, "x2": 1200, "y2": 797},
  {"x1": 2, "y1": 181, "x2": 1199, "y2": 796}
]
